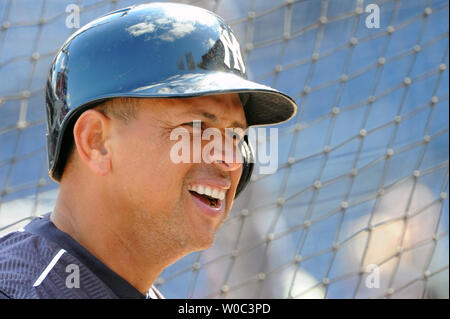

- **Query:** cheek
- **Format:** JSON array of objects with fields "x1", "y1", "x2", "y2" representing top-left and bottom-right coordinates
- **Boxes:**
[
  {"x1": 111, "y1": 129, "x2": 190, "y2": 204},
  {"x1": 232, "y1": 165, "x2": 243, "y2": 188},
  {"x1": 226, "y1": 168, "x2": 243, "y2": 205}
]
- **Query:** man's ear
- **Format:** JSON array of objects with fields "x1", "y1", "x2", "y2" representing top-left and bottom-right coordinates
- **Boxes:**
[{"x1": 73, "y1": 109, "x2": 112, "y2": 176}]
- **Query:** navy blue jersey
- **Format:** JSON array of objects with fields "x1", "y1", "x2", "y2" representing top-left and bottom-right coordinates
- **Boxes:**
[{"x1": 0, "y1": 214, "x2": 164, "y2": 299}]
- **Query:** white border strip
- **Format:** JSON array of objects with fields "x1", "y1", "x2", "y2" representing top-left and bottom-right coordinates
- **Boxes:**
[{"x1": 33, "y1": 249, "x2": 66, "y2": 287}]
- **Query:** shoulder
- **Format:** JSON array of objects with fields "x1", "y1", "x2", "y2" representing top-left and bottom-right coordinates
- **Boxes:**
[
  {"x1": 0, "y1": 229, "x2": 95, "y2": 298},
  {"x1": 0, "y1": 230, "x2": 58, "y2": 298},
  {"x1": 0, "y1": 225, "x2": 118, "y2": 299}
]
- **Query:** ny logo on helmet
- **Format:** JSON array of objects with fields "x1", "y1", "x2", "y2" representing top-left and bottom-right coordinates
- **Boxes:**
[{"x1": 220, "y1": 29, "x2": 246, "y2": 74}]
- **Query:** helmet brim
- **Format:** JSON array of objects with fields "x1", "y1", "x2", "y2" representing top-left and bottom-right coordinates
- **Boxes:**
[{"x1": 119, "y1": 71, "x2": 298, "y2": 127}]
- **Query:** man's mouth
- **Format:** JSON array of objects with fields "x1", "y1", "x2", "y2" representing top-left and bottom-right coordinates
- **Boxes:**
[{"x1": 188, "y1": 185, "x2": 226, "y2": 209}]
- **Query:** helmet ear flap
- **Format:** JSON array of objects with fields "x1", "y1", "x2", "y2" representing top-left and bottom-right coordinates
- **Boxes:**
[{"x1": 235, "y1": 135, "x2": 254, "y2": 198}]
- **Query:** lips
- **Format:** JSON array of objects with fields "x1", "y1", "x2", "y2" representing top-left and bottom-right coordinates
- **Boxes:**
[{"x1": 188, "y1": 184, "x2": 227, "y2": 217}]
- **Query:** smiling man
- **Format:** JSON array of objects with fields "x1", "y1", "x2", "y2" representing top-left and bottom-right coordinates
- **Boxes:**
[{"x1": 0, "y1": 3, "x2": 296, "y2": 299}]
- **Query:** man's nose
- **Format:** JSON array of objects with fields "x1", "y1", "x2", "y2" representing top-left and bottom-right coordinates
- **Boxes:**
[{"x1": 203, "y1": 136, "x2": 243, "y2": 172}]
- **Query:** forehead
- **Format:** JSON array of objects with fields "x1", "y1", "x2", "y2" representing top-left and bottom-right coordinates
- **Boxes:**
[{"x1": 138, "y1": 94, "x2": 247, "y2": 127}]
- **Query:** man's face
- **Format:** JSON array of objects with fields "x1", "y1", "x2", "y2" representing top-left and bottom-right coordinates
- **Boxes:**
[{"x1": 105, "y1": 94, "x2": 247, "y2": 253}]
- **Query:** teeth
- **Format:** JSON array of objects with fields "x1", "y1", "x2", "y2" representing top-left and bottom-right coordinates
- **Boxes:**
[{"x1": 189, "y1": 184, "x2": 226, "y2": 201}]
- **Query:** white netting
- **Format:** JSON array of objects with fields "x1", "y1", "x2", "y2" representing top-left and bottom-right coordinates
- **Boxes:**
[{"x1": 0, "y1": 0, "x2": 448, "y2": 299}]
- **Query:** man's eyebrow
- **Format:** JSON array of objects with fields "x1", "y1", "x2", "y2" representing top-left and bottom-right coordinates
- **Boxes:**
[{"x1": 184, "y1": 110, "x2": 246, "y2": 129}]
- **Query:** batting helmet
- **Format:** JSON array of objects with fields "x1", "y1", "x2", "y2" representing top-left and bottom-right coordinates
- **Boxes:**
[{"x1": 45, "y1": 2, "x2": 297, "y2": 196}]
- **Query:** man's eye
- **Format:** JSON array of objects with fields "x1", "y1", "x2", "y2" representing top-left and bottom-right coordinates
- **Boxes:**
[
  {"x1": 181, "y1": 122, "x2": 204, "y2": 132},
  {"x1": 226, "y1": 129, "x2": 246, "y2": 143},
  {"x1": 231, "y1": 134, "x2": 245, "y2": 144},
  {"x1": 182, "y1": 122, "x2": 201, "y2": 128}
]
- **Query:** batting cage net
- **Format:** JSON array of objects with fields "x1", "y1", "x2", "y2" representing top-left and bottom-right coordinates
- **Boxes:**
[{"x1": 0, "y1": 0, "x2": 448, "y2": 299}]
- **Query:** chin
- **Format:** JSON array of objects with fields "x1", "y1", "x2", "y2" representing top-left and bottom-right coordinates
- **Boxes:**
[
  {"x1": 187, "y1": 230, "x2": 217, "y2": 252},
  {"x1": 191, "y1": 242, "x2": 215, "y2": 253}
]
